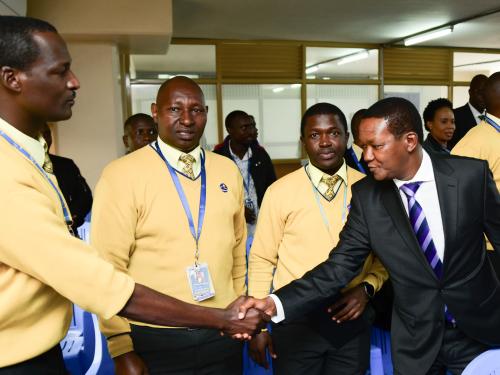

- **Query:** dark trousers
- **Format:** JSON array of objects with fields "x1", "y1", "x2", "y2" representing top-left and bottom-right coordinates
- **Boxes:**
[
  {"x1": 271, "y1": 321, "x2": 370, "y2": 375},
  {"x1": 130, "y1": 324, "x2": 243, "y2": 375},
  {"x1": 0, "y1": 345, "x2": 67, "y2": 375},
  {"x1": 423, "y1": 325, "x2": 490, "y2": 375}
]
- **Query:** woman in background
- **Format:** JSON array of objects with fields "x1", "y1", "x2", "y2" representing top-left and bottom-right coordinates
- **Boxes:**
[{"x1": 422, "y1": 98, "x2": 456, "y2": 154}]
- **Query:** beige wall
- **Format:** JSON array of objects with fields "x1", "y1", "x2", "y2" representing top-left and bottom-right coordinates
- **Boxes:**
[
  {"x1": 55, "y1": 43, "x2": 124, "y2": 189},
  {"x1": 27, "y1": 0, "x2": 172, "y2": 189}
]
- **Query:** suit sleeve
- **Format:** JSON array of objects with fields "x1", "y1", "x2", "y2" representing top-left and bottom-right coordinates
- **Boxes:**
[
  {"x1": 275, "y1": 186, "x2": 372, "y2": 321},
  {"x1": 91, "y1": 171, "x2": 138, "y2": 358},
  {"x1": 483, "y1": 161, "x2": 500, "y2": 254}
]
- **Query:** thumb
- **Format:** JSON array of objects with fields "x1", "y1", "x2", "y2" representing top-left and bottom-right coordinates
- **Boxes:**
[{"x1": 238, "y1": 297, "x2": 253, "y2": 319}]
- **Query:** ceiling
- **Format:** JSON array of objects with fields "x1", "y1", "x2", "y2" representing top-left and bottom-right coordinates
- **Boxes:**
[{"x1": 172, "y1": 0, "x2": 500, "y2": 48}]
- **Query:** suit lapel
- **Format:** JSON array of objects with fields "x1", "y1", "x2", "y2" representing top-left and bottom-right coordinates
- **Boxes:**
[
  {"x1": 380, "y1": 180, "x2": 438, "y2": 281},
  {"x1": 430, "y1": 156, "x2": 458, "y2": 272}
]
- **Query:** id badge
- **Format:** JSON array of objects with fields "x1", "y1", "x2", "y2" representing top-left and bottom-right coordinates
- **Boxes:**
[{"x1": 186, "y1": 263, "x2": 216, "y2": 302}]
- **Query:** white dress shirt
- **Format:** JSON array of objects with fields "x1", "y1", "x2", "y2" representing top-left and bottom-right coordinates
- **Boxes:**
[
  {"x1": 468, "y1": 102, "x2": 484, "y2": 125},
  {"x1": 0, "y1": 116, "x2": 46, "y2": 166}
]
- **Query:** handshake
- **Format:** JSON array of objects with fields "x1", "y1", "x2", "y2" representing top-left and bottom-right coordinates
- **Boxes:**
[{"x1": 220, "y1": 295, "x2": 277, "y2": 340}]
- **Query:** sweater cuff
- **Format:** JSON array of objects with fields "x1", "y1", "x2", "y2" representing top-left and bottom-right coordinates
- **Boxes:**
[
  {"x1": 362, "y1": 275, "x2": 380, "y2": 293},
  {"x1": 107, "y1": 333, "x2": 134, "y2": 358}
]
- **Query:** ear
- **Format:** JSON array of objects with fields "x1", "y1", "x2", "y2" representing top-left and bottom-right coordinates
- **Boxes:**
[
  {"x1": 405, "y1": 132, "x2": 419, "y2": 152},
  {"x1": 122, "y1": 134, "x2": 129, "y2": 148},
  {"x1": 0, "y1": 66, "x2": 23, "y2": 93},
  {"x1": 344, "y1": 131, "x2": 350, "y2": 143},
  {"x1": 151, "y1": 102, "x2": 158, "y2": 122},
  {"x1": 426, "y1": 121, "x2": 433, "y2": 131}
]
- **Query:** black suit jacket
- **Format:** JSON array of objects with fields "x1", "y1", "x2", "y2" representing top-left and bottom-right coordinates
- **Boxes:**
[
  {"x1": 275, "y1": 152, "x2": 500, "y2": 374},
  {"x1": 50, "y1": 154, "x2": 93, "y2": 232},
  {"x1": 448, "y1": 104, "x2": 478, "y2": 150}
]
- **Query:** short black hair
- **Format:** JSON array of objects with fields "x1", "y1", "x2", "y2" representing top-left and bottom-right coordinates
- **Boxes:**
[
  {"x1": 0, "y1": 16, "x2": 57, "y2": 71},
  {"x1": 225, "y1": 110, "x2": 248, "y2": 130},
  {"x1": 364, "y1": 97, "x2": 424, "y2": 143},
  {"x1": 300, "y1": 102, "x2": 347, "y2": 137},
  {"x1": 422, "y1": 98, "x2": 453, "y2": 131},
  {"x1": 350, "y1": 108, "x2": 367, "y2": 141},
  {"x1": 124, "y1": 113, "x2": 155, "y2": 131}
]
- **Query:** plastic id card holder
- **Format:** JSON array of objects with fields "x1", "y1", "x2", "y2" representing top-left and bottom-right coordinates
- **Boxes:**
[{"x1": 186, "y1": 263, "x2": 216, "y2": 302}]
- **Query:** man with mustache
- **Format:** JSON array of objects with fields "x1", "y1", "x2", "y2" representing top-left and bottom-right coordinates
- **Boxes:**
[{"x1": 247, "y1": 103, "x2": 387, "y2": 374}]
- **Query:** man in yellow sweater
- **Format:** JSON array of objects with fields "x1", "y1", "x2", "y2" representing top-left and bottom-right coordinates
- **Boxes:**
[
  {"x1": 248, "y1": 103, "x2": 388, "y2": 374},
  {"x1": 91, "y1": 76, "x2": 249, "y2": 374},
  {"x1": 0, "y1": 16, "x2": 266, "y2": 374}
]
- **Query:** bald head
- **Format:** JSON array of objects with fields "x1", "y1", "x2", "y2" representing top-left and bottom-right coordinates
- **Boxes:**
[
  {"x1": 469, "y1": 74, "x2": 488, "y2": 112},
  {"x1": 484, "y1": 72, "x2": 500, "y2": 117},
  {"x1": 151, "y1": 76, "x2": 207, "y2": 152}
]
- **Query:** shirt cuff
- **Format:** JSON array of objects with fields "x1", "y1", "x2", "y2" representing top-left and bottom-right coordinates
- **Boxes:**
[{"x1": 269, "y1": 294, "x2": 285, "y2": 323}]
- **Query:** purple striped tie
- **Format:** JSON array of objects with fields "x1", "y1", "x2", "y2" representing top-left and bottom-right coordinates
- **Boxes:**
[{"x1": 400, "y1": 182, "x2": 456, "y2": 325}]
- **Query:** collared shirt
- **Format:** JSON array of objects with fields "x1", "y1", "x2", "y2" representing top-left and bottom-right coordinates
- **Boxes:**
[
  {"x1": 306, "y1": 159, "x2": 347, "y2": 197},
  {"x1": 0, "y1": 116, "x2": 46, "y2": 166},
  {"x1": 229, "y1": 142, "x2": 259, "y2": 236},
  {"x1": 393, "y1": 150, "x2": 445, "y2": 262},
  {"x1": 156, "y1": 137, "x2": 202, "y2": 178},
  {"x1": 486, "y1": 112, "x2": 500, "y2": 128},
  {"x1": 468, "y1": 102, "x2": 484, "y2": 125}
]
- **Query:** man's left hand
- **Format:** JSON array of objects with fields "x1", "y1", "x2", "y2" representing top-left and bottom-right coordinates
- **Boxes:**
[{"x1": 327, "y1": 284, "x2": 369, "y2": 323}]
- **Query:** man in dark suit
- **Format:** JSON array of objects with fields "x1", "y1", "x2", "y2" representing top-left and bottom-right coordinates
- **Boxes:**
[
  {"x1": 448, "y1": 74, "x2": 488, "y2": 150},
  {"x1": 41, "y1": 124, "x2": 92, "y2": 234},
  {"x1": 237, "y1": 97, "x2": 500, "y2": 374}
]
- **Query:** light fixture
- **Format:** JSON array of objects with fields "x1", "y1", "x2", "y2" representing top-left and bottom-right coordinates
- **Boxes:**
[
  {"x1": 290, "y1": 84, "x2": 301, "y2": 88},
  {"x1": 158, "y1": 74, "x2": 171, "y2": 79},
  {"x1": 305, "y1": 65, "x2": 319, "y2": 74},
  {"x1": 337, "y1": 50, "x2": 369, "y2": 65},
  {"x1": 404, "y1": 26, "x2": 453, "y2": 46},
  {"x1": 272, "y1": 87, "x2": 285, "y2": 93}
]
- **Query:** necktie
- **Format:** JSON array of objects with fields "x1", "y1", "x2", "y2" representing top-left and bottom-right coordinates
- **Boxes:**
[
  {"x1": 179, "y1": 154, "x2": 196, "y2": 179},
  {"x1": 321, "y1": 174, "x2": 341, "y2": 201},
  {"x1": 400, "y1": 182, "x2": 456, "y2": 325},
  {"x1": 42, "y1": 142, "x2": 54, "y2": 174}
]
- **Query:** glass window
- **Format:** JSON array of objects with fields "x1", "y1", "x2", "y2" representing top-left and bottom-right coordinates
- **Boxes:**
[
  {"x1": 306, "y1": 47, "x2": 379, "y2": 80},
  {"x1": 130, "y1": 44, "x2": 216, "y2": 80},
  {"x1": 222, "y1": 84, "x2": 302, "y2": 159},
  {"x1": 453, "y1": 52, "x2": 500, "y2": 82},
  {"x1": 130, "y1": 83, "x2": 218, "y2": 150},
  {"x1": 307, "y1": 84, "x2": 378, "y2": 143},
  {"x1": 384, "y1": 85, "x2": 448, "y2": 116},
  {"x1": 452, "y1": 86, "x2": 469, "y2": 108}
]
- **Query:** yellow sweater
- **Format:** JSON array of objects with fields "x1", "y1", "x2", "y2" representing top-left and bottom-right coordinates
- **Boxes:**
[
  {"x1": 248, "y1": 165, "x2": 387, "y2": 298},
  {"x1": 91, "y1": 146, "x2": 247, "y2": 357},
  {"x1": 0, "y1": 134, "x2": 134, "y2": 367},
  {"x1": 452, "y1": 119, "x2": 500, "y2": 191}
]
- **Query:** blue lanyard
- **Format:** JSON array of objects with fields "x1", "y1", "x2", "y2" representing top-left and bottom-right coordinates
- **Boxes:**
[
  {"x1": 152, "y1": 142, "x2": 206, "y2": 264},
  {"x1": 0, "y1": 129, "x2": 74, "y2": 234},
  {"x1": 347, "y1": 147, "x2": 366, "y2": 174},
  {"x1": 483, "y1": 115, "x2": 500, "y2": 133}
]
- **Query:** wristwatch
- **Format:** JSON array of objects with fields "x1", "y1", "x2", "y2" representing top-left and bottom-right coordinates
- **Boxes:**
[{"x1": 362, "y1": 282, "x2": 375, "y2": 299}]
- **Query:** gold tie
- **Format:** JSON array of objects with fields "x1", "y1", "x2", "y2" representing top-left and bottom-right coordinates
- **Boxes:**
[
  {"x1": 179, "y1": 154, "x2": 196, "y2": 179},
  {"x1": 321, "y1": 174, "x2": 341, "y2": 201},
  {"x1": 42, "y1": 142, "x2": 54, "y2": 174}
]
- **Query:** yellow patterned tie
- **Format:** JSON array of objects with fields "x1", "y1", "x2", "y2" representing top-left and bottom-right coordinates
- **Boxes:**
[
  {"x1": 179, "y1": 154, "x2": 196, "y2": 179},
  {"x1": 42, "y1": 141, "x2": 54, "y2": 174},
  {"x1": 321, "y1": 174, "x2": 341, "y2": 201}
]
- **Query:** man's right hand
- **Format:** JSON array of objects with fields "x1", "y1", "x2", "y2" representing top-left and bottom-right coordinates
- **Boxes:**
[
  {"x1": 221, "y1": 296, "x2": 271, "y2": 339},
  {"x1": 237, "y1": 296, "x2": 277, "y2": 320},
  {"x1": 114, "y1": 351, "x2": 149, "y2": 375},
  {"x1": 248, "y1": 331, "x2": 276, "y2": 369}
]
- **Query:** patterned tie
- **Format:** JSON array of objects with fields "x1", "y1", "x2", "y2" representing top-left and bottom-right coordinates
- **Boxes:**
[
  {"x1": 400, "y1": 182, "x2": 456, "y2": 325},
  {"x1": 179, "y1": 154, "x2": 196, "y2": 179},
  {"x1": 42, "y1": 142, "x2": 54, "y2": 174},
  {"x1": 321, "y1": 174, "x2": 341, "y2": 201}
]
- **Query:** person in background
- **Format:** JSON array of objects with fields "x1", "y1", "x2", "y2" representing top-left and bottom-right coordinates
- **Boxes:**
[
  {"x1": 344, "y1": 108, "x2": 371, "y2": 176},
  {"x1": 92, "y1": 76, "x2": 252, "y2": 374},
  {"x1": 122, "y1": 112, "x2": 157, "y2": 153},
  {"x1": 422, "y1": 98, "x2": 456, "y2": 155},
  {"x1": 248, "y1": 103, "x2": 387, "y2": 374},
  {"x1": 452, "y1": 71, "x2": 500, "y2": 279},
  {"x1": 0, "y1": 16, "x2": 267, "y2": 374},
  {"x1": 41, "y1": 123, "x2": 92, "y2": 235},
  {"x1": 214, "y1": 110, "x2": 276, "y2": 237},
  {"x1": 448, "y1": 74, "x2": 488, "y2": 149}
]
